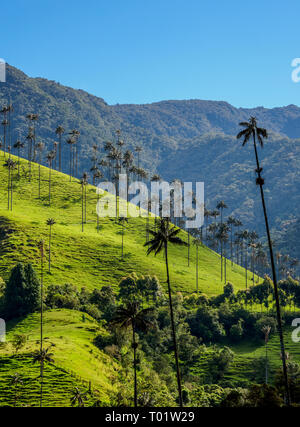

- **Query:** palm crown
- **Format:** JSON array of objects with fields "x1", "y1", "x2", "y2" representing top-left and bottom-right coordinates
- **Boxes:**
[
  {"x1": 237, "y1": 116, "x2": 268, "y2": 147},
  {"x1": 144, "y1": 218, "x2": 188, "y2": 255}
]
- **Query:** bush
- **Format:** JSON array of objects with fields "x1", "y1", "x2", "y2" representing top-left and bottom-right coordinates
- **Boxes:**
[{"x1": 4, "y1": 264, "x2": 40, "y2": 319}]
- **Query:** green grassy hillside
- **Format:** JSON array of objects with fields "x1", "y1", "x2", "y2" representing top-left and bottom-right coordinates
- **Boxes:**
[
  {"x1": 0, "y1": 309, "x2": 119, "y2": 406},
  {"x1": 0, "y1": 151, "x2": 254, "y2": 296}
]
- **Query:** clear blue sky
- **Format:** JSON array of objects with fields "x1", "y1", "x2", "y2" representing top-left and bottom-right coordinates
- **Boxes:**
[{"x1": 2, "y1": 0, "x2": 300, "y2": 107}]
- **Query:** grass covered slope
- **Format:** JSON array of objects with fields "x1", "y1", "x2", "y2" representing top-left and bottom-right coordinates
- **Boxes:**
[
  {"x1": 0, "y1": 151, "x2": 254, "y2": 295},
  {"x1": 0, "y1": 309, "x2": 118, "y2": 406}
]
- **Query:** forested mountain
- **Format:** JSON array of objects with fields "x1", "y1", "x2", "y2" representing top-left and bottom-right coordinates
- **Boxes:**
[{"x1": 1, "y1": 64, "x2": 299, "y2": 245}]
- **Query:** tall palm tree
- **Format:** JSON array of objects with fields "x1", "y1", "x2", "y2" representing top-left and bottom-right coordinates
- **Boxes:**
[
  {"x1": 32, "y1": 347, "x2": 54, "y2": 407},
  {"x1": 13, "y1": 140, "x2": 24, "y2": 177},
  {"x1": 66, "y1": 138, "x2": 75, "y2": 181},
  {"x1": 36, "y1": 142, "x2": 44, "y2": 199},
  {"x1": 69, "y1": 129, "x2": 80, "y2": 176},
  {"x1": 216, "y1": 223, "x2": 229, "y2": 282},
  {"x1": 55, "y1": 126, "x2": 65, "y2": 172},
  {"x1": 46, "y1": 218, "x2": 56, "y2": 273},
  {"x1": 144, "y1": 218, "x2": 187, "y2": 407},
  {"x1": 262, "y1": 325, "x2": 271, "y2": 385},
  {"x1": 237, "y1": 116, "x2": 290, "y2": 405},
  {"x1": 9, "y1": 373, "x2": 23, "y2": 407},
  {"x1": 216, "y1": 200, "x2": 227, "y2": 224},
  {"x1": 4, "y1": 158, "x2": 16, "y2": 211},
  {"x1": 227, "y1": 216, "x2": 236, "y2": 266},
  {"x1": 118, "y1": 217, "x2": 128, "y2": 257},
  {"x1": 0, "y1": 106, "x2": 8, "y2": 156},
  {"x1": 26, "y1": 114, "x2": 38, "y2": 162},
  {"x1": 70, "y1": 387, "x2": 87, "y2": 407},
  {"x1": 112, "y1": 302, "x2": 153, "y2": 407},
  {"x1": 47, "y1": 151, "x2": 56, "y2": 206},
  {"x1": 193, "y1": 237, "x2": 202, "y2": 293},
  {"x1": 38, "y1": 240, "x2": 45, "y2": 359}
]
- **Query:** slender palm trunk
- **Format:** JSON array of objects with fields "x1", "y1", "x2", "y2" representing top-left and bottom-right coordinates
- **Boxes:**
[
  {"x1": 69, "y1": 146, "x2": 72, "y2": 181},
  {"x1": 82, "y1": 184, "x2": 84, "y2": 232},
  {"x1": 38, "y1": 151, "x2": 41, "y2": 199},
  {"x1": 10, "y1": 168, "x2": 13, "y2": 211},
  {"x1": 49, "y1": 163, "x2": 51, "y2": 206},
  {"x1": 48, "y1": 226, "x2": 52, "y2": 273},
  {"x1": 164, "y1": 241, "x2": 183, "y2": 407},
  {"x1": 40, "y1": 360, "x2": 44, "y2": 408},
  {"x1": 40, "y1": 249, "x2": 44, "y2": 407},
  {"x1": 7, "y1": 167, "x2": 10, "y2": 210},
  {"x1": 132, "y1": 321, "x2": 137, "y2": 408},
  {"x1": 59, "y1": 135, "x2": 62, "y2": 172},
  {"x1": 187, "y1": 231, "x2": 190, "y2": 267},
  {"x1": 196, "y1": 245, "x2": 199, "y2": 293},
  {"x1": 253, "y1": 133, "x2": 290, "y2": 405},
  {"x1": 230, "y1": 227, "x2": 233, "y2": 267}
]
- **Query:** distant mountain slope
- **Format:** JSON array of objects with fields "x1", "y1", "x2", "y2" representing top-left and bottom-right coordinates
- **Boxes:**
[{"x1": 0, "y1": 64, "x2": 299, "y2": 245}]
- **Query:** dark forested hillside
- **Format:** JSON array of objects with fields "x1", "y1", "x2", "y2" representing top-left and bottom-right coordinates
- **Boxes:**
[{"x1": 1, "y1": 64, "x2": 299, "y2": 244}]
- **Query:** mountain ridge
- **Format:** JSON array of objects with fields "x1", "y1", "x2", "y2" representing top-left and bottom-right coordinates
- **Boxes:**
[{"x1": 0, "y1": 64, "x2": 299, "y2": 253}]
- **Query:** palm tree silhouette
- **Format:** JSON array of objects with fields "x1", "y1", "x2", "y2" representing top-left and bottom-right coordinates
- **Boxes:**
[
  {"x1": 144, "y1": 218, "x2": 187, "y2": 407},
  {"x1": 46, "y1": 218, "x2": 56, "y2": 273},
  {"x1": 70, "y1": 387, "x2": 87, "y2": 407},
  {"x1": 237, "y1": 116, "x2": 290, "y2": 405},
  {"x1": 55, "y1": 126, "x2": 65, "y2": 172},
  {"x1": 112, "y1": 301, "x2": 153, "y2": 407},
  {"x1": 32, "y1": 347, "x2": 54, "y2": 407}
]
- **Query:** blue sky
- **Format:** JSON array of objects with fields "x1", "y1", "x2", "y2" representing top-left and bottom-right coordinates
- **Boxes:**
[{"x1": 2, "y1": 0, "x2": 300, "y2": 107}]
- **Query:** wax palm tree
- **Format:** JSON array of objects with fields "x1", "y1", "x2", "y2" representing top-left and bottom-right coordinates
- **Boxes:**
[
  {"x1": 144, "y1": 218, "x2": 187, "y2": 407},
  {"x1": 55, "y1": 126, "x2": 65, "y2": 172},
  {"x1": 47, "y1": 151, "x2": 56, "y2": 206},
  {"x1": 46, "y1": 218, "x2": 56, "y2": 273},
  {"x1": 112, "y1": 302, "x2": 153, "y2": 407},
  {"x1": 237, "y1": 116, "x2": 290, "y2": 405},
  {"x1": 204, "y1": 207, "x2": 211, "y2": 241},
  {"x1": 193, "y1": 237, "x2": 202, "y2": 293},
  {"x1": 71, "y1": 387, "x2": 87, "y2": 407},
  {"x1": 262, "y1": 325, "x2": 271, "y2": 384},
  {"x1": 0, "y1": 106, "x2": 8, "y2": 156},
  {"x1": 26, "y1": 114, "x2": 38, "y2": 162},
  {"x1": 7, "y1": 104, "x2": 14, "y2": 150},
  {"x1": 216, "y1": 200, "x2": 227, "y2": 224},
  {"x1": 13, "y1": 140, "x2": 24, "y2": 177},
  {"x1": 118, "y1": 217, "x2": 128, "y2": 257},
  {"x1": 80, "y1": 173, "x2": 88, "y2": 232},
  {"x1": 9, "y1": 373, "x2": 23, "y2": 407},
  {"x1": 66, "y1": 138, "x2": 75, "y2": 181},
  {"x1": 69, "y1": 129, "x2": 80, "y2": 176},
  {"x1": 36, "y1": 142, "x2": 44, "y2": 198},
  {"x1": 135, "y1": 145, "x2": 142, "y2": 168},
  {"x1": 32, "y1": 347, "x2": 54, "y2": 407},
  {"x1": 4, "y1": 158, "x2": 16, "y2": 211},
  {"x1": 38, "y1": 240, "x2": 45, "y2": 357},
  {"x1": 227, "y1": 216, "x2": 236, "y2": 266},
  {"x1": 216, "y1": 223, "x2": 229, "y2": 282}
]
